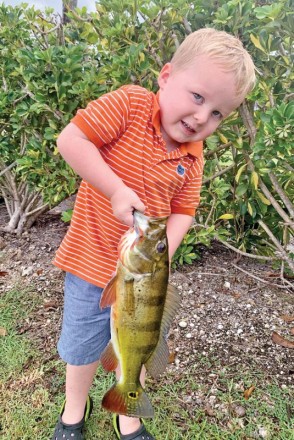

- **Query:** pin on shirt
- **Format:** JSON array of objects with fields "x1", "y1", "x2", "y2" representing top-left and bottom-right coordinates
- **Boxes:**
[{"x1": 176, "y1": 164, "x2": 185, "y2": 176}]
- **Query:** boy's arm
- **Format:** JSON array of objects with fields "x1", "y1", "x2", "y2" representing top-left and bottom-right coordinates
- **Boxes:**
[
  {"x1": 57, "y1": 122, "x2": 145, "y2": 226},
  {"x1": 166, "y1": 213, "x2": 194, "y2": 260}
]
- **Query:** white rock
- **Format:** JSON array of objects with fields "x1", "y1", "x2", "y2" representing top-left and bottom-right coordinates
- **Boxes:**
[
  {"x1": 258, "y1": 426, "x2": 268, "y2": 438},
  {"x1": 185, "y1": 333, "x2": 192, "y2": 338},
  {"x1": 179, "y1": 321, "x2": 187, "y2": 328},
  {"x1": 22, "y1": 266, "x2": 34, "y2": 277},
  {"x1": 224, "y1": 281, "x2": 231, "y2": 289}
]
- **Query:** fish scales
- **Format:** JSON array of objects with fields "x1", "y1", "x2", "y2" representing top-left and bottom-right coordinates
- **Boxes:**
[{"x1": 100, "y1": 210, "x2": 180, "y2": 418}]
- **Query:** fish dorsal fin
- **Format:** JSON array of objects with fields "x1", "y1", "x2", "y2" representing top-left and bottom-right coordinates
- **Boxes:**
[
  {"x1": 100, "y1": 275, "x2": 117, "y2": 309},
  {"x1": 145, "y1": 283, "x2": 180, "y2": 377},
  {"x1": 145, "y1": 337, "x2": 169, "y2": 378},
  {"x1": 100, "y1": 341, "x2": 119, "y2": 372},
  {"x1": 160, "y1": 283, "x2": 181, "y2": 337}
]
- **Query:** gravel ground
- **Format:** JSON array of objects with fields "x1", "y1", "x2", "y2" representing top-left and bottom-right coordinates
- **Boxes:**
[{"x1": 1, "y1": 208, "x2": 293, "y2": 391}]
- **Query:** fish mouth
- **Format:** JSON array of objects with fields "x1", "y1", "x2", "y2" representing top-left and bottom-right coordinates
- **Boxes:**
[
  {"x1": 133, "y1": 210, "x2": 149, "y2": 232},
  {"x1": 118, "y1": 228, "x2": 138, "y2": 256},
  {"x1": 133, "y1": 210, "x2": 168, "y2": 228}
]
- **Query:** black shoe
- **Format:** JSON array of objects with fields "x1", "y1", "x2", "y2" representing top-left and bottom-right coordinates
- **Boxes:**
[
  {"x1": 113, "y1": 414, "x2": 155, "y2": 440},
  {"x1": 51, "y1": 395, "x2": 93, "y2": 440}
]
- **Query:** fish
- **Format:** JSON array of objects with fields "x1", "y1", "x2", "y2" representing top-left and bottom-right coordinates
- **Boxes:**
[{"x1": 99, "y1": 210, "x2": 180, "y2": 418}]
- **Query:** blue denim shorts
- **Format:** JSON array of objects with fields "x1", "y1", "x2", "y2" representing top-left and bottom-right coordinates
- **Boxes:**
[{"x1": 57, "y1": 272, "x2": 111, "y2": 366}]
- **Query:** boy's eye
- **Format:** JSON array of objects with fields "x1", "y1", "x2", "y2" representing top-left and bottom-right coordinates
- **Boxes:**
[
  {"x1": 212, "y1": 110, "x2": 222, "y2": 119},
  {"x1": 193, "y1": 93, "x2": 204, "y2": 103}
]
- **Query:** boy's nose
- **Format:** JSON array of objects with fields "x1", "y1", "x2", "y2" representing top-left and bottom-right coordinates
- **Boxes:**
[{"x1": 193, "y1": 109, "x2": 209, "y2": 125}]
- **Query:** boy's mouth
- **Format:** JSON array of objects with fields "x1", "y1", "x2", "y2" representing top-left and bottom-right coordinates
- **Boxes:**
[{"x1": 181, "y1": 120, "x2": 196, "y2": 133}]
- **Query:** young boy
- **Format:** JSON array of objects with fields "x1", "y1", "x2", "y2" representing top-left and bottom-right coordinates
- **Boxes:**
[{"x1": 52, "y1": 28, "x2": 256, "y2": 440}]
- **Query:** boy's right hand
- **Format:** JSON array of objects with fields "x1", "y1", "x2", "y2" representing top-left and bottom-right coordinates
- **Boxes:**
[{"x1": 110, "y1": 186, "x2": 145, "y2": 227}]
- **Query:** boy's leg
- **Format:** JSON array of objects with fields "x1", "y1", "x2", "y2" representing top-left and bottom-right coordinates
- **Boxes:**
[
  {"x1": 61, "y1": 361, "x2": 99, "y2": 424},
  {"x1": 55, "y1": 272, "x2": 111, "y2": 428}
]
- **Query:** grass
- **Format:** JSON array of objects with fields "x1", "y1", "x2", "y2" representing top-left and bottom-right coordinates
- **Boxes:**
[{"x1": 0, "y1": 286, "x2": 293, "y2": 439}]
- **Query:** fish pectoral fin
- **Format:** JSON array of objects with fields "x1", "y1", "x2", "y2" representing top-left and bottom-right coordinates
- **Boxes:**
[
  {"x1": 144, "y1": 337, "x2": 169, "y2": 378},
  {"x1": 100, "y1": 274, "x2": 118, "y2": 308},
  {"x1": 100, "y1": 341, "x2": 119, "y2": 372}
]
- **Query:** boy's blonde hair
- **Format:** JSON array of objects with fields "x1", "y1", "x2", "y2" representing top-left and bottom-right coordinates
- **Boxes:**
[{"x1": 171, "y1": 28, "x2": 256, "y2": 98}]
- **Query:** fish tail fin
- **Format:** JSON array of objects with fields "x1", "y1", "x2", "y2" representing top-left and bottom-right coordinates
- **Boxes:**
[{"x1": 102, "y1": 383, "x2": 154, "y2": 418}]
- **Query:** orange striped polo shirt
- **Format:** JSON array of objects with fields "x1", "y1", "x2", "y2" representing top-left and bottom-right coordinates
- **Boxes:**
[{"x1": 53, "y1": 85, "x2": 204, "y2": 287}]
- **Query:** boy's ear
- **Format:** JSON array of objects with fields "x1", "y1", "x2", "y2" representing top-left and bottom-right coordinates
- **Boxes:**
[{"x1": 158, "y1": 63, "x2": 172, "y2": 89}]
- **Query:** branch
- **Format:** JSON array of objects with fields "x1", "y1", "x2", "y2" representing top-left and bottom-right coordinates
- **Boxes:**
[
  {"x1": 64, "y1": 4, "x2": 92, "y2": 22},
  {"x1": 268, "y1": 171, "x2": 294, "y2": 219},
  {"x1": 18, "y1": 85, "x2": 63, "y2": 121},
  {"x1": 203, "y1": 164, "x2": 235, "y2": 184},
  {"x1": 192, "y1": 223, "x2": 275, "y2": 261},
  {"x1": 231, "y1": 263, "x2": 292, "y2": 290},
  {"x1": 171, "y1": 32, "x2": 180, "y2": 49},
  {"x1": 239, "y1": 101, "x2": 257, "y2": 141},
  {"x1": 24, "y1": 191, "x2": 40, "y2": 212},
  {"x1": 3, "y1": 192, "x2": 13, "y2": 217},
  {"x1": 284, "y1": 163, "x2": 294, "y2": 173},
  {"x1": 2, "y1": 70, "x2": 8, "y2": 92},
  {"x1": 217, "y1": 239, "x2": 275, "y2": 261},
  {"x1": 275, "y1": 31, "x2": 287, "y2": 57},
  {"x1": 204, "y1": 142, "x2": 232, "y2": 158},
  {"x1": 205, "y1": 198, "x2": 217, "y2": 227},
  {"x1": 258, "y1": 220, "x2": 294, "y2": 272},
  {"x1": 285, "y1": 92, "x2": 294, "y2": 102},
  {"x1": 183, "y1": 16, "x2": 192, "y2": 34},
  {"x1": 27, "y1": 202, "x2": 49, "y2": 217},
  {"x1": 243, "y1": 152, "x2": 294, "y2": 230},
  {"x1": 0, "y1": 161, "x2": 17, "y2": 178}
]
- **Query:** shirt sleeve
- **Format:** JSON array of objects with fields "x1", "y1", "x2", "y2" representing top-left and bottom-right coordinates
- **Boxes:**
[
  {"x1": 71, "y1": 87, "x2": 131, "y2": 147},
  {"x1": 170, "y1": 155, "x2": 204, "y2": 216}
]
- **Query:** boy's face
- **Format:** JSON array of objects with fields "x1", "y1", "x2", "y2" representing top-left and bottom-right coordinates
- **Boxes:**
[{"x1": 158, "y1": 55, "x2": 243, "y2": 149}]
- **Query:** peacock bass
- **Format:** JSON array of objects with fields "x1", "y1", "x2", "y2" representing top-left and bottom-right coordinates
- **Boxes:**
[{"x1": 99, "y1": 210, "x2": 180, "y2": 418}]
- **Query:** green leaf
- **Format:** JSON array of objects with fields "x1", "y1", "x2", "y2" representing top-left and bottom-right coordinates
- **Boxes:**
[
  {"x1": 256, "y1": 191, "x2": 271, "y2": 205},
  {"x1": 250, "y1": 34, "x2": 267, "y2": 54},
  {"x1": 218, "y1": 213, "x2": 234, "y2": 220},
  {"x1": 251, "y1": 171, "x2": 259, "y2": 190},
  {"x1": 247, "y1": 202, "x2": 256, "y2": 218},
  {"x1": 61, "y1": 210, "x2": 73, "y2": 223},
  {"x1": 248, "y1": 202, "x2": 253, "y2": 216},
  {"x1": 236, "y1": 183, "x2": 248, "y2": 197},
  {"x1": 235, "y1": 164, "x2": 247, "y2": 183}
]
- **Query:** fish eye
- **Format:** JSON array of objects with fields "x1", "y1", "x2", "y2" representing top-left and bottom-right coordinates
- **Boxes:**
[{"x1": 156, "y1": 242, "x2": 166, "y2": 253}]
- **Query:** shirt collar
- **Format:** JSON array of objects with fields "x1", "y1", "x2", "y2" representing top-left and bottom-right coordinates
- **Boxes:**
[{"x1": 152, "y1": 92, "x2": 203, "y2": 158}]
